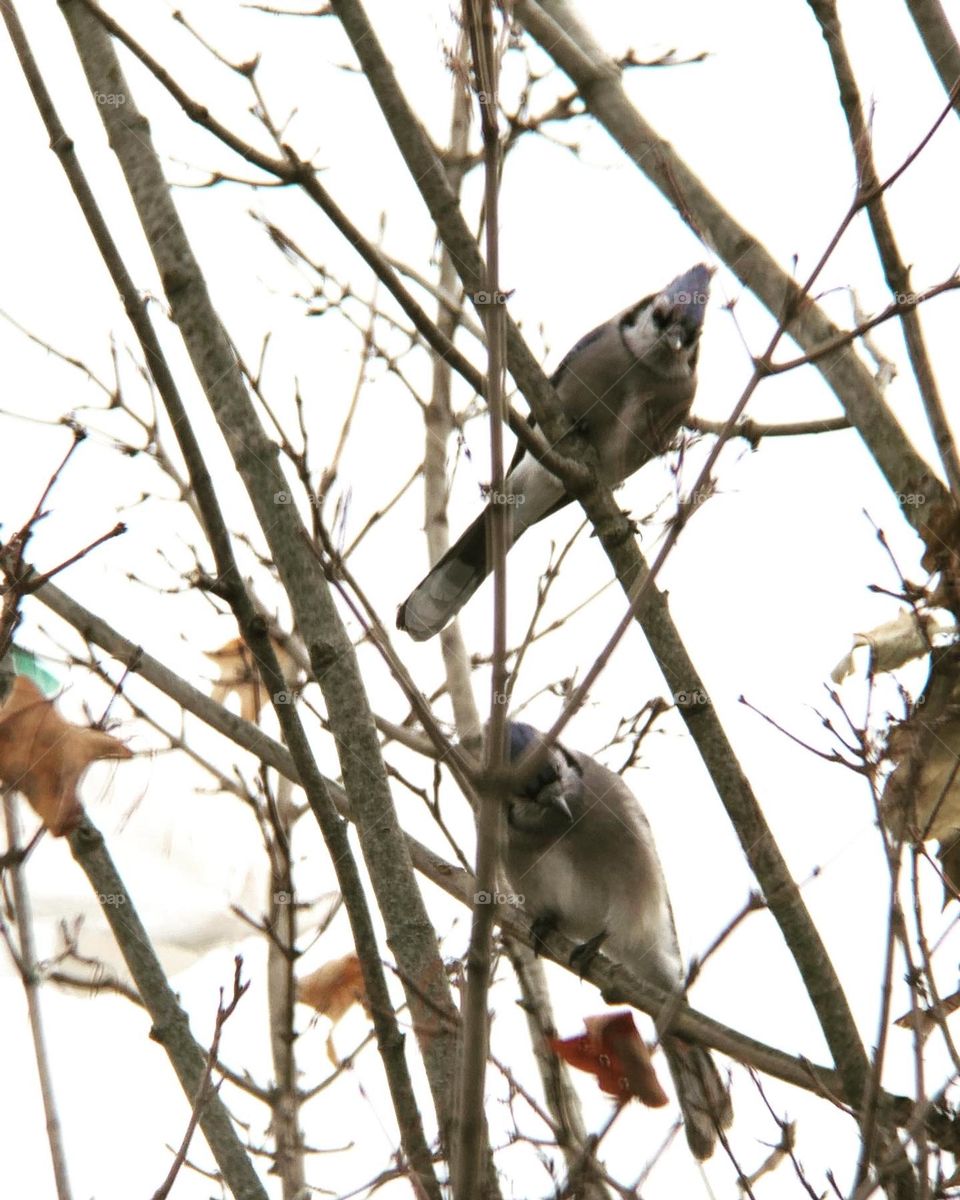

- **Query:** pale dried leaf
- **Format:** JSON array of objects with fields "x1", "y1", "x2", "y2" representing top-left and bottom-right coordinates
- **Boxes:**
[
  {"x1": 830, "y1": 609, "x2": 949, "y2": 684},
  {"x1": 894, "y1": 987, "x2": 960, "y2": 1037},
  {"x1": 206, "y1": 635, "x2": 298, "y2": 723}
]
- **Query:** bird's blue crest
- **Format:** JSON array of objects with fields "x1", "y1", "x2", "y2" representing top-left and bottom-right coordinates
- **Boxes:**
[
  {"x1": 659, "y1": 263, "x2": 712, "y2": 328},
  {"x1": 507, "y1": 721, "x2": 539, "y2": 760},
  {"x1": 506, "y1": 721, "x2": 560, "y2": 797}
]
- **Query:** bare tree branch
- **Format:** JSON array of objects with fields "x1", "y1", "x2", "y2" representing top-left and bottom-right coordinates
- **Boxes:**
[
  {"x1": 454, "y1": 8, "x2": 508, "y2": 1195},
  {"x1": 328, "y1": 0, "x2": 882, "y2": 1131},
  {"x1": 66, "y1": 816, "x2": 268, "y2": 1199},
  {"x1": 809, "y1": 0, "x2": 960, "y2": 504},
  {"x1": 57, "y1": 6, "x2": 462, "y2": 1184},
  {"x1": 9, "y1": 4, "x2": 446, "y2": 1191},
  {"x1": 688, "y1": 414, "x2": 852, "y2": 442},
  {"x1": 151, "y1": 956, "x2": 250, "y2": 1200},
  {"x1": 1, "y1": 794, "x2": 75, "y2": 1200},
  {"x1": 514, "y1": 0, "x2": 956, "y2": 548},
  {"x1": 904, "y1": 0, "x2": 960, "y2": 122}
]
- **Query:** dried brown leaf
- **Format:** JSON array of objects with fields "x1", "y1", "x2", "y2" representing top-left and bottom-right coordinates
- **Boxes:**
[
  {"x1": 881, "y1": 642, "x2": 960, "y2": 845},
  {"x1": 297, "y1": 953, "x2": 369, "y2": 1065},
  {"x1": 894, "y1": 987, "x2": 960, "y2": 1038},
  {"x1": 0, "y1": 676, "x2": 132, "y2": 835},
  {"x1": 206, "y1": 635, "x2": 298, "y2": 723}
]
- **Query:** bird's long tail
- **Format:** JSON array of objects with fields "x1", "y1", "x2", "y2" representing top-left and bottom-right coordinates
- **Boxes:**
[
  {"x1": 661, "y1": 1035, "x2": 733, "y2": 1160},
  {"x1": 397, "y1": 508, "x2": 508, "y2": 641}
]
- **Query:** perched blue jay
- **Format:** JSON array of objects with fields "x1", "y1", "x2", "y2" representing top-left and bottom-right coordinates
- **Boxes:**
[
  {"x1": 397, "y1": 265, "x2": 711, "y2": 640},
  {"x1": 501, "y1": 721, "x2": 733, "y2": 1161}
]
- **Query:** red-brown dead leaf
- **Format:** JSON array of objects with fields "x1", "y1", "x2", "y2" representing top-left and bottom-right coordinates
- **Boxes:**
[
  {"x1": 549, "y1": 1010, "x2": 669, "y2": 1107},
  {"x1": 0, "y1": 676, "x2": 133, "y2": 835}
]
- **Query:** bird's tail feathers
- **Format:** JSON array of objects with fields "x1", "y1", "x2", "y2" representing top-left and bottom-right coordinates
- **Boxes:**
[
  {"x1": 397, "y1": 509, "x2": 499, "y2": 641},
  {"x1": 661, "y1": 1035, "x2": 733, "y2": 1161}
]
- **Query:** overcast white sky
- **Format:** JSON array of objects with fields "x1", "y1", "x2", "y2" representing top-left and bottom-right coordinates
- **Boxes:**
[{"x1": 2, "y1": 1, "x2": 960, "y2": 1197}]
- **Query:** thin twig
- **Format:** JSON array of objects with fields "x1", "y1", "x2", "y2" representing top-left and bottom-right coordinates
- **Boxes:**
[
  {"x1": 151, "y1": 956, "x2": 250, "y2": 1200},
  {"x1": 1, "y1": 792, "x2": 75, "y2": 1200}
]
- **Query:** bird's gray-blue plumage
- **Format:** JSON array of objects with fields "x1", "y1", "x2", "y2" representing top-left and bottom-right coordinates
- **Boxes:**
[
  {"x1": 501, "y1": 721, "x2": 733, "y2": 1160},
  {"x1": 397, "y1": 265, "x2": 712, "y2": 640}
]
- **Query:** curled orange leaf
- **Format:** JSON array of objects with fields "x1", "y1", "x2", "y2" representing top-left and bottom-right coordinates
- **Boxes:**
[{"x1": 297, "y1": 953, "x2": 369, "y2": 1065}]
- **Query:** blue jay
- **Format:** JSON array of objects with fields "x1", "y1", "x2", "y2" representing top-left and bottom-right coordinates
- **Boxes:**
[
  {"x1": 397, "y1": 265, "x2": 711, "y2": 640},
  {"x1": 501, "y1": 721, "x2": 733, "y2": 1160}
]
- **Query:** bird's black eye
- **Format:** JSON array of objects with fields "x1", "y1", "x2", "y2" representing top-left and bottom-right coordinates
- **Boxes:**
[{"x1": 651, "y1": 305, "x2": 670, "y2": 331}]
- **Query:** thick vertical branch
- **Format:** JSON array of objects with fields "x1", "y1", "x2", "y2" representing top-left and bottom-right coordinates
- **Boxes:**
[
  {"x1": 455, "y1": 10, "x2": 507, "y2": 1196},
  {"x1": 470, "y1": 7, "x2": 509, "y2": 736},
  {"x1": 426, "y1": 57, "x2": 482, "y2": 744},
  {"x1": 427, "y1": 55, "x2": 606, "y2": 1195}
]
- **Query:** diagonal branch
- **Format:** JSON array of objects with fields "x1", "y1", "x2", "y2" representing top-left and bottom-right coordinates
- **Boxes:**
[
  {"x1": 514, "y1": 0, "x2": 954, "y2": 539},
  {"x1": 761, "y1": 274, "x2": 960, "y2": 377},
  {"x1": 903, "y1": 0, "x2": 960, "y2": 122},
  {"x1": 27, "y1": 578, "x2": 960, "y2": 1154},
  {"x1": 151, "y1": 956, "x2": 250, "y2": 1200},
  {"x1": 809, "y1": 0, "x2": 960, "y2": 505},
  {"x1": 56, "y1": 0, "x2": 462, "y2": 1176},
  {"x1": 68, "y1": 817, "x2": 269, "y2": 1200},
  {"x1": 9, "y1": 5, "x2": 443, "y2": 1193}
]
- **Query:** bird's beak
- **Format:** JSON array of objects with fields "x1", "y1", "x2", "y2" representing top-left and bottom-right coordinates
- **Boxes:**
[{"x1": 544, "y1": 792, "x2": 573, "y2": 822}]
